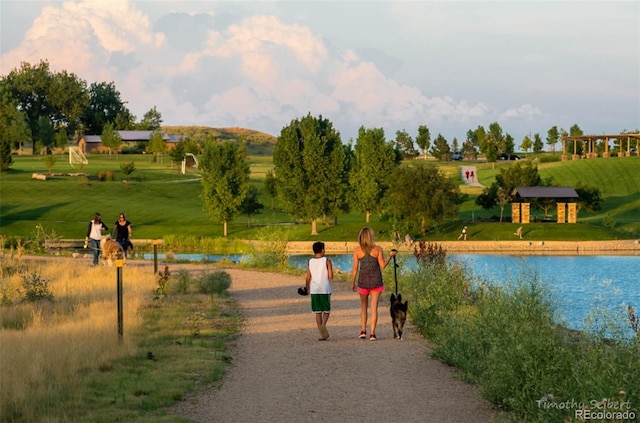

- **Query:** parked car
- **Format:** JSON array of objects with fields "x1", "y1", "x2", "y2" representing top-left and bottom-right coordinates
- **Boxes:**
[
  {"x1": 499, "y1": 152, "x2": 520, "y2": 161},
  {"x1": 451, "y1": 151, "x2": 463, "y2": 161}
]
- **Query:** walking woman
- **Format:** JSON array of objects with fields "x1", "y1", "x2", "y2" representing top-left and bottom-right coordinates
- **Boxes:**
[
  {"x1": 113, "y1": 212, "x2": 133, "y2": 257},
  {"x1": 351, "y1": 227, "x2": 397, "y2": 341},
  {"x1": 85, "y1": 212, "x2": 108, "y2": 265}
]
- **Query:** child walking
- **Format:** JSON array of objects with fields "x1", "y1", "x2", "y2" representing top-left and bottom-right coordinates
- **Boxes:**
[{"x1": 305, "y1": 241, "x2": 333, "y2": 341}]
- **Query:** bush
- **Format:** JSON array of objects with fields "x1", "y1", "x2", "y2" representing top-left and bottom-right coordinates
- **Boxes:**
[
  {"x1": 20, "y1": 271, "x2": 54, "y2": 302},
  {"x1": 98, "y1": 170, "x2": 115, "y2": 181},
  {"x1": 537, "y1": 154, "x2": 562, "y2": 163},
  {"x1": 172, "y1": 269, "x2": 191, "y2": 294},
  {"x1": 197, "y1": 271, "x2": 231, "y2": 296},
  {"x1": 404, "y1": 260, "x2": 472, "y2": 338},
  {"x1": 405, "y1": 262, "x2": 640, "y2": 422},
  {"x1": 244, "y1": 227, "x2": 289, "y2": 269}
]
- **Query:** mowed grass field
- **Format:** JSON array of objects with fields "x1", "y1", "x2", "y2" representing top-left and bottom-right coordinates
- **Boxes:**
[{"x1": 1, "y1": 153, "x2": 639, "y2": 245}]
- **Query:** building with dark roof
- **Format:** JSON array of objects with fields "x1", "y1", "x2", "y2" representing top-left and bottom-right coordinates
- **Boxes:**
[
  {"x1": 78, "y1": 130, "x2": 182, "y2": 153},
  {"x1": 510, "y1": 186, "x2": 579, "y2": 224}
]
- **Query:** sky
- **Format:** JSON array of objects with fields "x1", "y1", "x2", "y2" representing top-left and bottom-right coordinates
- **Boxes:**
[{"x1": 1, "y1": 0, "x2": 638, "y2": 144}]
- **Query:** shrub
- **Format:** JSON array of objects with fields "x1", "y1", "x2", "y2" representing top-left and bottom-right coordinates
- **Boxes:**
[
  {"x1": 408, "y1": 262, "x2": 640, "y2": 422},
  {"x1": 98, "y1": 170, "x2": 115, "y2": 181},
  {"x1": 404, "y1": 260, "x2": 472, "y2": 338},
  {"x1": 197, "y1": 271, "x2": 232, "y2": 296},
  {"x1": 20, "y1": 271, "x2": 54, "y2": 302},
  {"x1": 172, "y1": 269, "x2": 191, "y2": 294},
  {"x1": 29, "y1": 224, "x2": 60, "y2": 254},
  {"x1": 538, "y1": 154, "x2": 562, "y2": 163},
  {"x1": 244, "y1": 227, "x2": 290, "y2": 269}
]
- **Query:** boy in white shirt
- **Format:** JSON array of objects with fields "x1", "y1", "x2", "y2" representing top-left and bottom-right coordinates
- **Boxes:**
[{"x1": 305, "y1": 242, "x2": 333, "y2": 340}]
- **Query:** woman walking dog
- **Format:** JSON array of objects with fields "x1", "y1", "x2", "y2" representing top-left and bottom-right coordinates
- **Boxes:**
[{"x1": 351, "y1": 227, "x2": 396, "y2": 341}]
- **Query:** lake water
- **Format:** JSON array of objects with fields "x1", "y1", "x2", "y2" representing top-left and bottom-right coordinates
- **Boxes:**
[{"x1": 143, "y1": 252, "x2": 640, "y2": 333}]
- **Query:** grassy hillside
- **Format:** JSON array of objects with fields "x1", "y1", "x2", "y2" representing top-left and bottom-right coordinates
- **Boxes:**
[
  {"x1": 1, "y1": 154, "x2": 638, "y2": 245},
  {"x1": 162, "y1": 125, "x2": 276, "y2": 145}
]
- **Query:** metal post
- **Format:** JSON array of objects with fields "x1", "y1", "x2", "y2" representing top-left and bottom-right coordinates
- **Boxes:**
[
  {"x1": 116, "y1": 259, "x2": 124, "y2": 343},
  {"x1": 153, "y1": 239, "x2": 158, "y2": 274}
]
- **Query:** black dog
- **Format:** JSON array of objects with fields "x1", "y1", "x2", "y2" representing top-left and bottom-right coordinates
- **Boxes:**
[{"x1": 390, "y1": 293, "x2": 408, "y2": 340}]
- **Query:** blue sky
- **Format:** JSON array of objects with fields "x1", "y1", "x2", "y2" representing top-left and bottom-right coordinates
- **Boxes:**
[{"x1": 1, "y1": 1, "x2": 638, "y2": 144}]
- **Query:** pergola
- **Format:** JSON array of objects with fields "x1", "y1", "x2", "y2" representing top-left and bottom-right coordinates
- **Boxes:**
[
  {"x1": 510, "y1": 186, "x2": 579, "y2": 223},
  {"x1": 560, "y1": 133, "x2": 640, "y2": 160}
]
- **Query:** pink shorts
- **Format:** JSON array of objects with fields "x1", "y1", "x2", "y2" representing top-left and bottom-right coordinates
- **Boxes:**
[{"x1": 358, "y1": 286, "x2": 385, "y2": 296}]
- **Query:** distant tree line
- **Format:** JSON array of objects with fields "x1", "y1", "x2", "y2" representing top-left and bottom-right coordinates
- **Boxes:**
[
  {"x1": 0, "y1": 60, "x2": 164, "y2": 169},
  {"x1": 202, "y1": 114, "x2": 465, "y2": 236}
]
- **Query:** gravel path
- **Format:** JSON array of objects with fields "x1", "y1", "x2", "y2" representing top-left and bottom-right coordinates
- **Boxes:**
[{"x1": 170, "y1": 268, "x2": 500, "y2": 423}]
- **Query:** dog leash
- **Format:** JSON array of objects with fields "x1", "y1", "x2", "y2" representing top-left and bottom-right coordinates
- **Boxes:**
[{"x1": 391, "y1": 249, "x2": 399, "y2": 295}]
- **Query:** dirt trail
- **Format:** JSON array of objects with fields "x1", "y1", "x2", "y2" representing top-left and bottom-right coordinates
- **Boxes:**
[{"x1": 170, "y1": 268, "x2": 500, "y2": 423}]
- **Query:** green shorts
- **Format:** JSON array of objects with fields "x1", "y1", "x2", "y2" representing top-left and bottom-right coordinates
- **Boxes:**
[{"x1": 310, "y1": 294, "x2": 331, "y2": 313}]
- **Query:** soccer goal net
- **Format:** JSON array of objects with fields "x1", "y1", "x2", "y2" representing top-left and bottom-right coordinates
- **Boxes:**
[{"x1": 69, "y1": 147, "x2": 88, "y2": 168}]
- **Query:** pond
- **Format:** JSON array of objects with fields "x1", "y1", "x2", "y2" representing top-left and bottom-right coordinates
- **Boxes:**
[
  {"x1": 142, "y1": 252, "x2": 640, "y2": 333},
  {"x1": 291, "y1": 253, "x2": 640, "y2": 334}
]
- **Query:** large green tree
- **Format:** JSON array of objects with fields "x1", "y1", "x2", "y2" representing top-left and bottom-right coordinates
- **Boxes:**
[
  {"x1": 533, "y1": 133, "x2": 544, "y2": 154},
  {"x1": 48, "y1": 69, "x2": 88, "y2": 137},
  {"x1": 240, "y1": 185, "x2": 264, "y2": 227},
  {"x1": 415, "y1": 124, "x2": 431, "y2": 160},
  {"x1": 200, "y1": 141, "x2": 250, "y2": 236},
  {"x1": 147, "y1": 131, "x2": 167, "y2": 162},
  {"x1": 385, "y1": 165, "x2": 463, "y2": 234},
  {"x1": 0, "y1": 90, "x2": 30, "y2": 170},
  {"x1": 482, "y1": 122, "x2": 504, "y2": 164},
  {"x1": 3, "y1": 61, "x2": 54, "y2": 153},
  {"x1": 463, "y1": 128, "x2": 480, "y2": 159},
  {"x1": 395, "y1": 129, "x2": 418, "y2": 159},
  {"x1": 546, "y1": 126, "x2": 559, "y2": 154},
  {"x1": 138, "y1": 106, "x2": 162, "y2": 131},
  {"x1": 2, "y1": 60, "x2": 88, "y2": 153},
  {"x1": 263, "y1": 170, "x2": 278, "y2": 211},
  {"x1": 83, "y1": 81, "x2": 131, "y2": 134},
  {"x1": 100, "y1": 123, "x2": 122, "y2": 158},
  {"x1": 349, "y1": 126, "x2": 399, "y2": 222},
  {"x1": 273, "y1": 114, "x2": 346, "y2": 235},
  {"x1": 429, "y1": 133, "x2": 451, "y2": 161}
]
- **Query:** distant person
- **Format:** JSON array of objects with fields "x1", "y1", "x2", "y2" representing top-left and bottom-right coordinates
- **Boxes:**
[
  {"x1": 514, "y1": 226, "x2": 523, "y2": 239},
  {"x1": 305, "y1": 241, "x2": 333, "y2": 340},
  {"x1": 404, "y1": 233, "x2": 413, "y2": 246},
  {"x1": 85, "y1": 212, "x2": 108, "y2": 265},
  {"x1": 351, "y1": 226, "x2": 397, "y2": 341},
  {"x1": 470, "y1": 170, "x2": 475, "y2": 182},
  {"x1": 112, "y1": 212, "x2": 133, "y2": 257},
  {"x1": 394, "y1": 230, "x2": 401, "y2": 244},
  {"x1": 465, "y1": 170, "x2": 470, "y2": 181},
  {"x1": 457, "y1": 225, "x2": 468, "y2": 241}
]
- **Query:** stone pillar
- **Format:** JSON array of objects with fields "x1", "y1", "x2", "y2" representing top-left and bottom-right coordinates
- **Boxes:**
[
  {"x1": 557, "y1": 202, "x2": 566, "y2": 223},
  {"x1": 512, "y1": 203, "x2": 521, "y2": 223},
  {"x1": 521, "y1": 203, "x2": 530, "y2": 224},
  {"x1": 568, "y1": 203, "x2": 577, "y2": 223}
]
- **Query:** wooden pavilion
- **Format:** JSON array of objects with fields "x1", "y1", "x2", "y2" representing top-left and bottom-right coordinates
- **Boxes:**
[
  {"x1": 560, "y1": 133, "x2": 640, "y2": 160},
  {"x1": 511, "y1": 186, "x2": 579, "y2": 223}
]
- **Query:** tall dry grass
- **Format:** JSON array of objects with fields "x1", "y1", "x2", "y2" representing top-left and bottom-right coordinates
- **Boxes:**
[{"x1": 0, "y1": 258, "x2": 157, "y2": 422}]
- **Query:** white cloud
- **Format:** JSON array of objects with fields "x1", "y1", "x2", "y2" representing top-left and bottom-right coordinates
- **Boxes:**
[{"x1": 1, "y1": 0, "x2": 637, "y2": 141}]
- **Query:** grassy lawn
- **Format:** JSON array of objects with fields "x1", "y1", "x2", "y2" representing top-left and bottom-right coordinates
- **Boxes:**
[{"x1": 1, "y1": 154, "x2": 639, "y2": 246}]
